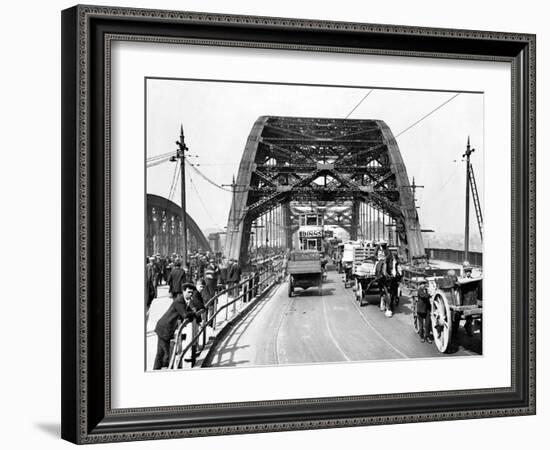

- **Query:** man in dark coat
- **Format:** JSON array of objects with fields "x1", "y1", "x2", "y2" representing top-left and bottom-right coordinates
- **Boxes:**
[
  {"x1": 158, "y1": 256, "x2": 167, "y2": 285},
  {"x1": 146, "y1": 257, "x2": 157, "y2": 310},
  {"x1": 219, "y1": 257, "x2": 229, "y2": 289},
  {"x1": 416, "y1": 281, "x2": 432, "y2": 343},
  {"x1": 228, "y1": 258, "x2": 242, "y2": 298},
  {"x1": 192, "y1": 279, "x2": 207, "y2": 322},
  {"x1": 167, "y1": 259, "x2": 186, "y2": 299},
  {"x1": 153, "y1": 283, "x2": 204, "y2": 370},
  {"x1": 462, "y1": 264, "x2": 477, "y2": 337},
  {"x1": 153, "y1": 255, "x2": 162, "y2": 287},
  {"x1": 197, "y1": 256, "x2": 207, "y2": 281}
]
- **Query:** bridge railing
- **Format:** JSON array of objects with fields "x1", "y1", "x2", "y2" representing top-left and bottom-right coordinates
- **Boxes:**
[
  {"x1": 426, "y1": 247, "x2": 483, "y2": 267},
  {"x1": 168, "y1": 254, "x2": 284, "y2": 369}
]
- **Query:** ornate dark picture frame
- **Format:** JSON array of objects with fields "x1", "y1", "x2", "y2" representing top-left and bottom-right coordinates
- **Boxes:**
[{"x1": 61, "y1": 4, "x2": 536, "y2": 444}]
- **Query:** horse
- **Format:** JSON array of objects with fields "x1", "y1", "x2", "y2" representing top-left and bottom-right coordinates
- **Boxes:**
[{"x1": 376, "y1": 252, "x2": 402, "y2": 317}]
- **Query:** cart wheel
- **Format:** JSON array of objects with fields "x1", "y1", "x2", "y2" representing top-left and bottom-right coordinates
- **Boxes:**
[
  {"x1": 431, "y1": 292, "x2": 453, "y2": 353},
  {"x1": 357, "y1": 281, "x2": 363, "y2": 304},
  {"x1": 288, "y1": 278, "x2": 293, "y2": 298}
]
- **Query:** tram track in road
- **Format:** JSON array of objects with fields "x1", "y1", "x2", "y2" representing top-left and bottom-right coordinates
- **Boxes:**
[
  {"x1": 273, "y1": 285, "x2": 294, "y2": 365},
  {"x1": 275, "y1": 277, "x2": 354, "y2": 365},
  {"x1": 320, "y1": 290, "x2": 352, "y2": 362},
  {"x1": 340, "y1": 279, "x2": 411, "y2": 359},
  {"x1": 277, "y1": 273, "x2": 402, "y2": 364}
]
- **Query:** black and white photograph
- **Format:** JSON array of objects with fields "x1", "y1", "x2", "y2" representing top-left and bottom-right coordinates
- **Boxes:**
[
  {"x1": 0, "y1": 0, "x2": 545, "y2": 446},
  {"x1": 145, "y1": 78, "x2": 484, "y2": 371}
]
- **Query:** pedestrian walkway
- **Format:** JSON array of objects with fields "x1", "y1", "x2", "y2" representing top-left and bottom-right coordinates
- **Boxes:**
[{"x1": 145, "y1": 283, "x2": 265, "y2": 370}]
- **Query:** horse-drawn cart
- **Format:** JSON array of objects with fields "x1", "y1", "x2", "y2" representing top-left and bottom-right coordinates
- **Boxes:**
[
  {"x1": 341, "y1": 241, "x2": 379, "y2": 306},
  {"x1": 400, "y1": 264, "x2": 483, "y2": 353},
  {"x1": 352, "y1": 260, "x2": 377, "y2": 306}
]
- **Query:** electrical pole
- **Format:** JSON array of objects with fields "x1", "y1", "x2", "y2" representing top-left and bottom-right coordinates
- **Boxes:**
[
  {"x1": 222, "y1": 175, "x2": 238, "y2": 233},
  {"x1": 404, "y1": 176, "x2": 424, "y2": 209},
  {"x1": 171, "y1": 125, "x2": 188, "y2": 265},
  {"x1": 463, "y1": 136, "x2": 475, "y2": 263}
]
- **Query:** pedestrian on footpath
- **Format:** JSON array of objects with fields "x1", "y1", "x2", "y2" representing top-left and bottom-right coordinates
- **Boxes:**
[
  {"x1": 228, "y1": 258, "x2": 242, "y2": 299},
  {"x1": 146, "y1": 256, "x2": 157, "y2": 311},
  {"x1": 219, "y1": 257, "x2": 229, "y2": 292},
  {"x1": 192, "y1": 279, "x2": 207, "y2": 321},
  {"x1": 153, "y1": 254, "x2": 162, "y2": 287},
  {"x1": 203, "y1": 259, "x2": 218, "y2": 314},
  {"x1": 167, "y1": 258, "x2": 185, "y2": 299}
]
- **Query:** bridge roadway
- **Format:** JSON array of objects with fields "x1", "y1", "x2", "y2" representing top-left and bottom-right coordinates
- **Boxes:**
[{"x1": 204, "y1": 269, "x2": 481, "y2": 368}]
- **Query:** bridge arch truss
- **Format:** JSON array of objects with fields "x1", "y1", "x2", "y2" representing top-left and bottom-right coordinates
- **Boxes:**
[{"x1": 224, "y1": 116, "x2": 424, "y2": 264}]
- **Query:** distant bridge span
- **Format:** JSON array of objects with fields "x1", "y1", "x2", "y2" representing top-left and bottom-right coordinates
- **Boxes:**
[
  {"x1": 224, "y1": 116, "x2": 424, "y2": 264},
  {"x1": 146, "y1": 194, "x2": 211, "y2": 257}
]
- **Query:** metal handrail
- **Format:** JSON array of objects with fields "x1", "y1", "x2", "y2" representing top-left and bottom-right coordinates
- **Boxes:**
[{"x1": 168, "y1": 255, "x2": 284, "y2": 369}]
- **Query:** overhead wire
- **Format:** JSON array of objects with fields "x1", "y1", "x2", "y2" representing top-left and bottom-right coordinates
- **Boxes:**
[
  {"x1": 193, "y1": 162, "x2": 240, "y2": 167},
  {"x1": 344, "y1": 89, "x2": 373, "y2": 119},
  {"x1": 165, "y1": 162, "x2": 178, "y2": 201},
  {"x1": 185, "y1": 160, "x2": 233, "y2": 192},
  {"x1": 155, "y1": 91, "x2": 461, "y2": 219},
  {"x1": 435, "y1": 164, "x2": 460, "y2": 193},
  {"x1": 147, "y1": 155, "x2": 173, "y2": 168},
  {"x1": 147, "y1": 151, "x2": 174, "y2": 162},
  {"x1": 169, "y1": 166, "x2": 181, "y2": 201},
  {"x1": 395, "y1": 93, "x2": 461, "y2": 138},
  {"x1": 186, "y1": 159, "x2": 249, "y2": 193},
  {"x1": 418, "y1": 163, "x2": 460, "y2": 210},
  {"x1": 188, "y1": 174, "x2": 225, "y2": 230}
]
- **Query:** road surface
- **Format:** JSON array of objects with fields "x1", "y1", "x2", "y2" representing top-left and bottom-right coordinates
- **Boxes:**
[{"x1": 204, "y1": 269, "x2": 481, "y2": 368}]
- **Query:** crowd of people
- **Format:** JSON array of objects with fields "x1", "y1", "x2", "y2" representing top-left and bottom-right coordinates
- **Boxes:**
[
  {"x1": 146, "y1": 251, "x2": 245, "y2": 311},
  {"x1": 147, "y1": 251, "x2": 248, "y2": 370},
  {"x1": 146, "y1": 249, "x2": 291, "y2": 369}
]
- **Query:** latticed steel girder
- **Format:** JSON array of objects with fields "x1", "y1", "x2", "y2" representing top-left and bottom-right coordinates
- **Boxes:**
[
  {"x1": 259, "y1": 141, "x2": 387, "y2": 162},
  {"x1": 261, "y1": 138, "x2": 385, "y2": 145},
  {"x1": 254, "y1": 164, "x2": 390, "y2": 175},
  {"x1": 263, "y1": 119, "x2": 382, "y2": 140},
  {"x1": 224, "y1": 116, "x2": 425, "y2": 264}
]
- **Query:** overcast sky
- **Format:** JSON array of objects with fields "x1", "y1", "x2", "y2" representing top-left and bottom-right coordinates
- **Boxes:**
[{"x1": 146, "y1": 78, "x2": 484, "y2": 237}]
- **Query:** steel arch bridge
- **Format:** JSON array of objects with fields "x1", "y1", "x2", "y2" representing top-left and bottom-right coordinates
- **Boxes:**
[
  {"x1": 224, "y1": 116, "x2": 425, "y2": 264},
  {"x1": 147, "y1": 194, "x2": 211, "y2": 257}
]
